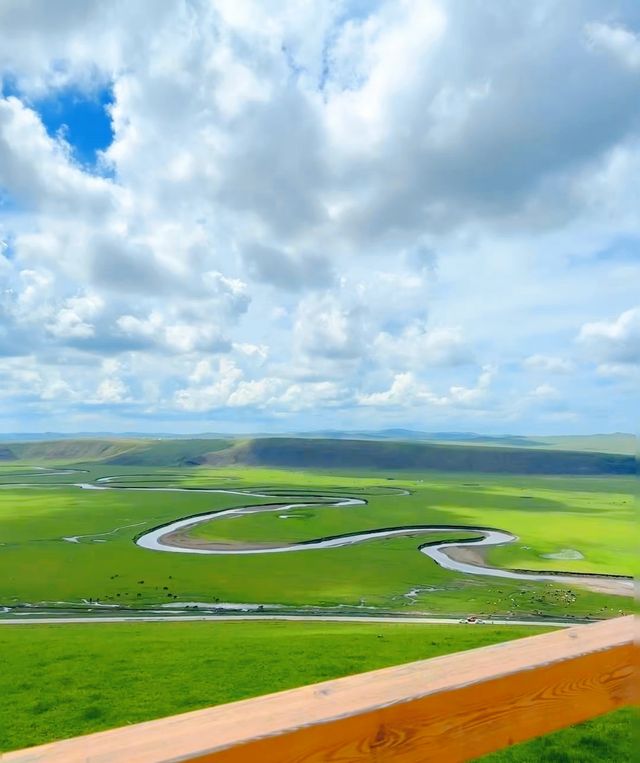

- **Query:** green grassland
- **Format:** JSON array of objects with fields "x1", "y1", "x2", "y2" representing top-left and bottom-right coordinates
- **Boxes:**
[
  {"x1": 0, "y1": 464, "x2": 635, "y2": 619},
  {"x1": 0, "y1": 620, "x2": 634, "y2": 761},
  {"x1": 189, "y1": 469, "x2": 637, "y2": 576},
  {"x1": 0, "y1": 445, "x2": 635, "y2": 761}
]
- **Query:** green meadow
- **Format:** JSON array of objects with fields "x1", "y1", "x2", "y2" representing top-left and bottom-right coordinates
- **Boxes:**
[
  {"x1": 0, "y1": 463, "x2": 635, "y2": 619},
  {"x1": 0, "y1": 620, "x2": 634, "y2": 761},
  {"x1": 0, "y1": 454, "x2": 635, "y2": 760}
]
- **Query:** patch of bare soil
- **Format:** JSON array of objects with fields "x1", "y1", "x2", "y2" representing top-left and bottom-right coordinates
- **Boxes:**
[
  {"x1": 443, "y1": 547, "x2": 634, "y2": 598},
  {"x1": 552, "y1": 575, "x2": 635, "y2": 598},
  {"x1": 160, "y1": 529, "x2": 285, "y2": 551},
  {"x1": 444, "y1": 546, "x2": 487, "y2": 567}
]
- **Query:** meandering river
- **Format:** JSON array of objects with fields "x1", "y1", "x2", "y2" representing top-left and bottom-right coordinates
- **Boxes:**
[
  {"x1": 127, "y1": 486, "x2": 631, "y2": 594},
  {"x1": 1, "y1": 469, "x2": 632, "y2": 595}
]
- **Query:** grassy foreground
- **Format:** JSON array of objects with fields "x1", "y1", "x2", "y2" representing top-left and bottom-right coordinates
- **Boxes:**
[{"x1": 0, "y1": 621, "x2": 634, "y2": 761}]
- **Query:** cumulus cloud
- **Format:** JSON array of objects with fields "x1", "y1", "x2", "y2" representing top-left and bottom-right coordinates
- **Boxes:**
[
  {"x1": 46, "y1": 293, "x2": 104, "y2": 339},
  {"x1": 374, "y1": 323, "x2": 473, "y2": 369},
  {"x1": 294, "y1": 294, "x2": 365, "y2": 361},
  {"x1": 174, "y1": 358, "x2": 245, "y2": 412},
  {"x1": 321, "y1": 2, "x2": 640, "y2": 241},
  {"x1": 578, "y1": 307, "x2": 640, "y2": 365},
  {"x1": 116, "y1": 311, "x2": 230, "y2": 354},
  {"x1": 359, "y1": 366, "x2": 494, "y2": 409},
  {"x1": 93, "y1": 376, "x2": 129, "y2": 404},
  {"x1": 0, "y1": 0, "x2": 638, "y2": 432}
]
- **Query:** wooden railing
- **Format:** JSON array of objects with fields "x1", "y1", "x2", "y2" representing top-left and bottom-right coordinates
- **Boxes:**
[{"x1": 6, "y1": 616, "x2": 637, "y2": 763}]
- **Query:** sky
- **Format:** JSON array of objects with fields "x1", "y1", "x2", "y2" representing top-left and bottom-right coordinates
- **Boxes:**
[{"x1": 0, "y1": 0, "x2": 638, "y2": 435}]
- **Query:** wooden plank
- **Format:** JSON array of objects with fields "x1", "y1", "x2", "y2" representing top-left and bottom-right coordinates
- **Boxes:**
[{"x1": 6, "y1": 616, "x2": 637, "y2": 763}]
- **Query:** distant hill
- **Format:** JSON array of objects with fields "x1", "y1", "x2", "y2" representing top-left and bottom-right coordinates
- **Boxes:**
[
  {"x1": 0, "y1": 447, "x2": 17, "y2": 461},
  {"x1": 0, "y1": 432, "x2": 231, "y2": 442},
  {"x1": 104, "y1": 439, "x2": 231, "y2": 466},
  {"x1": 294, "y1": 430, "x2": 635, "y2": 455},
  {"x1": 1, "y1": 435, "x2": 634, "y2": 474},
  {"x1": 201, "y1": 438, "x2": 635, "y2": 475},
  {"x1": 1, "y1": 430, "x2": 633, "y2": 454},
  {"x1": 1, "y1": 439, "x2": 136, "y2": 463},
  {"x1": 0, "y1": 438, "x2": 232, "y2": 467}
]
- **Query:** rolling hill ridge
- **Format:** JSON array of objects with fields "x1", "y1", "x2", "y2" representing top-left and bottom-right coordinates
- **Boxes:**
[{"x1": 0, "y1": 436, "x2": 634, "y2": 474}]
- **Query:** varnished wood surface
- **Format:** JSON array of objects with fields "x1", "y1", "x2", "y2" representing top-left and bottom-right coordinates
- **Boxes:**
[{"x1": 6, "y1": 616, "x2": 637, "y2": 763}]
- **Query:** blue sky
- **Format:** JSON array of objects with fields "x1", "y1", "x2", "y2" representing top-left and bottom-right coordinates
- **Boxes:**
[
  {"x1": 2, "y1": 76, "x2": 114, "y2": 167},
  {"x1": 34, "y1": 86, "x2": 114, "y2": 167},
  {"x1": 0, "y1": 0, "x2": 638, "y2": 435}
]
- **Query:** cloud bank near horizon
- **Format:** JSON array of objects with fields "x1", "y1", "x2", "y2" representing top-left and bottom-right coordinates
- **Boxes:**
[{"x1": 0, "y1": 0, "x2": 638, "y2": 434}]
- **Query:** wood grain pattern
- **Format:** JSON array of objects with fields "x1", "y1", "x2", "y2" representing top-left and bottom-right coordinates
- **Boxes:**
[{"x1": 6, "y1": 616, "x2": 637, "y2": 763}]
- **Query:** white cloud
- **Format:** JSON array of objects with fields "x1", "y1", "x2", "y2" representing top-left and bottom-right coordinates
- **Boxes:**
[
  {"x1": 227, "y1": 377, "x2": 284, "y2": 408},
  {"x1": 578, "y1": 307, "x2": 640, "y2": 365},
  {"x1": 0, "y1": 95, "x2": 115, "y2": 217},
  {"x1": 94, "y1": 377, "x2": 128, "y2": 404},
  {"x1": 46, "y1": 293, "x2": 103, "y2": 339},
  {"x1": 374, "y1": 323, "x2": 473, "y2": 369},
  {"x1": 523, "y1": 354, "x2": 574, "y2": 374},
  {"x1": 234, "y1": 342, "x2": 269, "y2": 363},
  {"x1": 117, "y1": 311, "x2": 229, "y2": 354},
  {"x1": 277, "y1": 381, "x2": 348, "y2": 412},
  {"x1": 358, "y1": 365, "x2": 494, "y2": 409},
  {"x1": 530, "y1": 383, "x2": 559, "y2": 400},
  {"x1": 0, "y1": 1, "x2": 638, "y2": 433},
  {"x1": 0, "y1": 355, "x2": 77, "y2": 403},
  {"x1": 294, "y1": 294, "x2": 364, "y2": 361},
  {"x1": 174, "y1": 358, "x2": 244, "y2": 412},
  {"x1": 586, "y1": 22, "x2": 640, "y2": 71}
]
